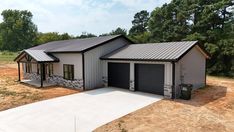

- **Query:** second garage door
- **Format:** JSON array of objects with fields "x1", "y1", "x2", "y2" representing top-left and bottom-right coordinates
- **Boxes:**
[
  {"x1": 135, "y1": 64, "x2": 164, "y2": 95},
  {"x1": 108, "y1": 62, "x2": 130, "y2": 89}
]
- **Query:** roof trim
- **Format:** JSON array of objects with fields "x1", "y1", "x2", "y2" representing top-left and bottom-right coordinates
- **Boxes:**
[
  {"x1": 14, "y1": 51, "x2": 26, "y2": 62},
  {"x1": 14, "y1": 50, "x2": 59, "y2": 62},
  {"x1": 175, "y1": 42, "x2": 210, "y2": 61},
  {"x1": 100, "y1": 58, "x2": 176, "y2": 62},
  {"x1": 82, "y1": 35, "x2": 134, "y2": 53},
  {"x1": 174, "y1": 43, "x2": 196, "y2": 61},
  {"x1": 196, "y1": 44, "x2": 211, "y2": 59},
  {"x1": 47, "y1": 35, "x2": 134, "y2": 53}
]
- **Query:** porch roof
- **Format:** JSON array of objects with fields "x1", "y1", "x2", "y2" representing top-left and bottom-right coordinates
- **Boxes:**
[{"x1": 14, "y1": 50, "x2": 59, "y2": 62}]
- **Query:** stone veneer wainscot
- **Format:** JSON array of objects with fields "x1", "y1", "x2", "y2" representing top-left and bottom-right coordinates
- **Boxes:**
[{"x1": 24, "y1": 73, "x2": 83, "y2": 89}]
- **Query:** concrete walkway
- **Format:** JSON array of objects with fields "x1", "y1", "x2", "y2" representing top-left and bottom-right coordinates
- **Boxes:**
[{"x1": 0, "y1": 87, "x2": 162, "y2": 132}]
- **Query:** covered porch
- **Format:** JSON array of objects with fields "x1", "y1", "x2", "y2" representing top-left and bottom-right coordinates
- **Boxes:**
[{"x1": 14, "y1": 50, "x2": 59, "y2": 88}]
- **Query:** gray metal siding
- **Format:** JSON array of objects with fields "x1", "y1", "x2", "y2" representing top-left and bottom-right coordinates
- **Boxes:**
[
  {"x1": 175, "y1": 46, "x2": 206, "y2": 97},
  {"x1": 53, "y1": 53, "x2": 83, "y2": 80},
  {"x1": 84, "y1": 38, "x2": 130, "y2": 89}
]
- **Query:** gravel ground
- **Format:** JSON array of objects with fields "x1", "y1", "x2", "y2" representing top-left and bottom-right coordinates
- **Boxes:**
[
  {"x1": 0, "y1": 63, "x2": 79, "y2": 111},
  {"x1": 95, "y1": 76, "x2": 234, "y2": 132}
]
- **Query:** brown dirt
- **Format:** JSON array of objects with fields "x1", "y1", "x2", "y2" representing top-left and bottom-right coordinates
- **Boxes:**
[
  {"x1": 95, "y1": 76, "x2": 234, "y2": 132},
  {"x1": 0, "y1": 63, "x2": 80, "y2": 111}
]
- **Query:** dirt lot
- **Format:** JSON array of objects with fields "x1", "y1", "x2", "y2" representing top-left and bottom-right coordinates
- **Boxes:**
[
  {"x1": 95, "y1": 76, "x2": 234, "y2": 132},
  {"x1": 0, "y1": 63, "x2": 79, "y2": 111}
]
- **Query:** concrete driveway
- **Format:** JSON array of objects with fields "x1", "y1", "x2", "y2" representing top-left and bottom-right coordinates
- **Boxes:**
[{"x1": 0, "y1": 87, "x2": 162, "y2": 132}]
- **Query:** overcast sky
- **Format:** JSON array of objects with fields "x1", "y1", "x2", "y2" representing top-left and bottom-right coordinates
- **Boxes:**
[{"x1": 0, "y1": 0, "x2": 171, "y2": 36}]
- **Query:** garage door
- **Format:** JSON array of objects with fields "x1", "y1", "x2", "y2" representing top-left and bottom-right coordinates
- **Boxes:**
[
  {"x1": 108, "y1": 62, "x2": 130, "y2": 89},
  {"x1": 135, "y1": 64, "x2": 164, "y2": 95}
]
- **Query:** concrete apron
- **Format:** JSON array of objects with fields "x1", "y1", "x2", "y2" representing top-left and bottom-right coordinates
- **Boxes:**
[{"x1": 0, "y1": 87, "x2": 162, "y2": 132}]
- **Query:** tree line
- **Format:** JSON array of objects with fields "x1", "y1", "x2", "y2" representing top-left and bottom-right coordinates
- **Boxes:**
[{"x1": 0, "y1": 0, "x2": 233, "y2": 77}]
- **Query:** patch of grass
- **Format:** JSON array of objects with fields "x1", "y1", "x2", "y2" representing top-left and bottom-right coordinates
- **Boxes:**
[
  {"x1": 0, "y1": 51, "x2": 18, "y2": 62},
  {"x1": 0, "y1": 87, "x2": 42, "y2": 101},
  {"x1": 20, "y1": 92, "x2": 42, "y2": 101}
]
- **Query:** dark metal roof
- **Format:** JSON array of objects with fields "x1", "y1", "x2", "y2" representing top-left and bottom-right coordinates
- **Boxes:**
[
  {"x1": 14, "y1": 50, "x2": 59, "y2": 62},
  {"x1": 101, "y1": 41, "x2": 208, "y2": 62},
  {"x1": 29, "y1": 35, "x2": 131, "y2": 53}
]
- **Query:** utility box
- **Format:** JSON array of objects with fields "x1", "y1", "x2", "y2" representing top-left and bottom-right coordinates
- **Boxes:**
[{"x1": 180, "y1": 84, "x2": 193, "y2": 100}]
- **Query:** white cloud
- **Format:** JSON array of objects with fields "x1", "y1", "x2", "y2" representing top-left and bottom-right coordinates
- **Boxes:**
[{"x1": 0, "y1": 0, "x2": 171, "y2": 35}]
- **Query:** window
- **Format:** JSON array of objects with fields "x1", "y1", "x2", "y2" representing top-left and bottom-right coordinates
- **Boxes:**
[
  {"x1": 48, "y1": 64, "x2": 53, "y2": 76},
  {"x1": 63, "y1": 64, "x2": 74, "y2": 80},
  {"x1": 25, "y1": 63, "x2": 32, "y2": 73}
]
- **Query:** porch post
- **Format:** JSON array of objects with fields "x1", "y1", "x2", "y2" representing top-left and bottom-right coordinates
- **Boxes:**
[
  {"x1": 17, "y1": 62, "x2": 21, "y2": 81},
  {"x1": 40, "y1": 63, "x2": 43, "y2": 87}
]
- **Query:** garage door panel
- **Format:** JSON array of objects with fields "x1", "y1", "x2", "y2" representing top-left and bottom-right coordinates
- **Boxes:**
[
  {"x1": 135, "y1": 64, "x2": 164, "y2": 95},
  {"x1": 108, "y1": 63, "x2": 130, "y2": 89}
]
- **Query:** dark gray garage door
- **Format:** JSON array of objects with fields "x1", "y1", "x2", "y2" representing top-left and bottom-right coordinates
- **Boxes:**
[
  {"x1": 135, "y1": 64, "x2": 164, "y2": 95},
  {"x1": 108, "y1": 62, "x2": 130, "y2": 89}
]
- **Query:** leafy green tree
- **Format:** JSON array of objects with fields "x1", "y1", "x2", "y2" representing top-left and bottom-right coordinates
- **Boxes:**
[
  {"x1": 129, "y1": 10, "x2": 149, "y2": 36},
  {"x1": 148, "y1": 0, "x2": 234, "y2": 77},
  {"x1": 110, "y1": 27, "x2": 127, "y2": 36},
  {"x1": 129, "y1": 32, "x2": 151, "y2": 43},
  {"x1": 149, "y1": 0, "x2": 191, "y2": 42},
  {"x1": 35, "y1": 32, "x2": 74, "y2": 45},
  {"x1": 99, "y1": 33, "x2": 110, "y2": 37},
  {"x1": 99, "y1": 27, "x2": 127, "y2": 36},
  {"x1": 61, "y1": 33, "x2": 72, "y2": 40},
  {"x1": 0, "y1": 35, "x2": 2, "y2": 50},
  {"x1": 0, "y1": 9, "x2": 37, "y2": 51},
  {"x1": 77, "y1": 32, "x2": 97, "y2": 39},
  {"x1": 36, "y1": 32, "x2": 61, "y2": 45}
]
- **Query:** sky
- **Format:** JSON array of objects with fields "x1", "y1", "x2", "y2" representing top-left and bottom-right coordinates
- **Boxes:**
[{"x1": 0, "y1": 0, "x2": 171, "y2": 36}]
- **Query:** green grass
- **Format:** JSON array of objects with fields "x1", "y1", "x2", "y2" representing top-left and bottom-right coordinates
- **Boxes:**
[{"x1": 0, "y1": 51, "x2": 18, "y2": 62}]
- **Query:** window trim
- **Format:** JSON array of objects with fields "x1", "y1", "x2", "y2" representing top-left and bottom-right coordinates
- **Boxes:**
[
  {"x1": 63, "y1": 64, "x2": 74, "y2": 80},
  {"x1": 48, "y1": 64, "x2": 53, "y2": 77}
]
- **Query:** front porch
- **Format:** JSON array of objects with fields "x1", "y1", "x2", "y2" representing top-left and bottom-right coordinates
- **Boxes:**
[{"x1": 14, "y1": 50, "x2": 59, "y2": 88}]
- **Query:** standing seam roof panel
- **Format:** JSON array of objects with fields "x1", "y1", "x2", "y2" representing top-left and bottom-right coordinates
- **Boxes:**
[
  {"x1": 101, "y1": 41, "x2": 198, "y2": 61},
  {"x1": 24, "y1": 50, "x2": 58, "y2": 62}
]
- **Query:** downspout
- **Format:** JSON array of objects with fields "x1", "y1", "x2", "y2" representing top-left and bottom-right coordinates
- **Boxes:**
[
  {"x1": 82, "y1": 52, "x2": 85, "y2": 90},
  {"x1": 205, "y1": 59, "x2": 207, "y2": 86},
  {"x1": 172, "y1": 62, "x2": 176, "y2": 99},
  {"x1": 40, "y1": 63, "x2": 44, "y2": 88}
]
